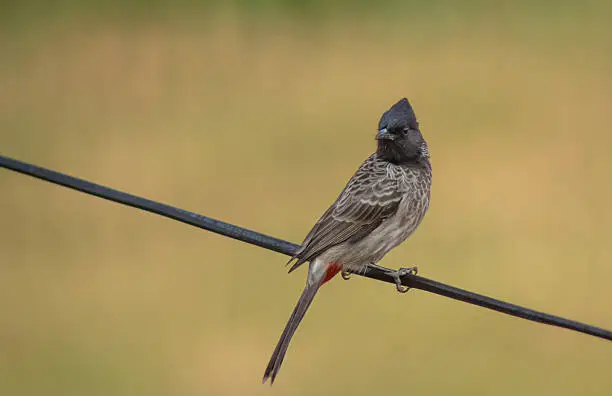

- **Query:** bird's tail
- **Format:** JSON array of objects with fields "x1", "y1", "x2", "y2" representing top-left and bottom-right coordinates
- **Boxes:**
[{"x1": 262, "y1": 283, "x2": 321, "y2": 384}]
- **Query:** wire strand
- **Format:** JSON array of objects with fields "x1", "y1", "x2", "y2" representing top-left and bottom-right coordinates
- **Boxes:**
[{"x1": 1, "y1": 153, "x2": 611, "y2": 342}]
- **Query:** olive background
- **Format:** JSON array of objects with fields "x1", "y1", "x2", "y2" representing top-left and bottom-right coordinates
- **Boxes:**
[{"x1": 1, "y1": 1, "x2": 611, "y2": 395}]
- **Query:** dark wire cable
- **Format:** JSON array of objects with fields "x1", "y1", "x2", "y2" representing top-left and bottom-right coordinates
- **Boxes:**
[{"x1": 2, "y1": 154, "x2": 611, "y2": 342}]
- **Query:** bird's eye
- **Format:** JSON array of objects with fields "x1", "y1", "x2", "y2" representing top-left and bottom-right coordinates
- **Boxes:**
[{"x1": 402, "y1": 128, "x2": 410, "y2": 135}]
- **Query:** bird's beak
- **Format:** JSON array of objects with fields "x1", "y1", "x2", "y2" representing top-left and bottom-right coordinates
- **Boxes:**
[{"x1": 376, "y1": 128, "x2": 395, "y2": 141}]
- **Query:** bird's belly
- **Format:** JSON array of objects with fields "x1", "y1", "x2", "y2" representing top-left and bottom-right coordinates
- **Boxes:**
[
  {"x1": 322, "y1": 216, "x2": 419, "y2": 273},
  {"x1": 364, "y1": 219, "x2": 415, "y2": 260}
]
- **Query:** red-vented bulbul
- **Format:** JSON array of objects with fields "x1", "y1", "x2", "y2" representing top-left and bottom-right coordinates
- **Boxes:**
[{"x1": 263, "y1": 98, "x2": 432, "y2": 384}]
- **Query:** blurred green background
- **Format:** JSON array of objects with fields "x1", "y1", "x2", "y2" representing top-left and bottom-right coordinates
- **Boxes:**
[{"x1": 1, "y1": 1, "x2": 612, "y2": 395}]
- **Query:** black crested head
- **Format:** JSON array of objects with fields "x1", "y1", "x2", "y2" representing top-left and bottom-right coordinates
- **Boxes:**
[
  {"x1": 375, "y1": 98, "x2": 429, "y2": 166},
  {"x1": 378, "y1": 98, "x2": 418, "y2": 131}
]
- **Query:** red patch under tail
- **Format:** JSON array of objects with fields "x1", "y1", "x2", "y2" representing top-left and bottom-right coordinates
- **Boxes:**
[{"x1": 322, "y1": 262, "x2": 342, "y2": 284}]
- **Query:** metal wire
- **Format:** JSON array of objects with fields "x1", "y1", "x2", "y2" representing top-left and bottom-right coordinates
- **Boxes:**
[{"x1": 2, "y1": 153, "x2": 611, "y2": 342}]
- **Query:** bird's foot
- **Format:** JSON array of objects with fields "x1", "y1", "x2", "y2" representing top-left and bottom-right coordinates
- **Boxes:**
[
  {"x1": 391, "y1": 266, "x2": 418, "y2": 293},
  {"x1": 341, "y1": 270, "x2": 352, "y2": 280},
  {"x1": 366, "y1": 264, "x2": 418, "y2": 293}
]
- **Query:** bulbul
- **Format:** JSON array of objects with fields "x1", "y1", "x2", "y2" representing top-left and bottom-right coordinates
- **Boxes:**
[{"x1": 263, "y1": 98, "x2": 432, "y2": 384}]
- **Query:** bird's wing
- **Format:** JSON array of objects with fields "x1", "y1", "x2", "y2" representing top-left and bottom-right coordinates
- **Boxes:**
[{"x1": 288, "y1": 154, "x2": 405, "y2": 272}]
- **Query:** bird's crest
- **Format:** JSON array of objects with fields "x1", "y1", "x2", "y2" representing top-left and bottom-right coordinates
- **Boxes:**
[{"x1": 378, "y1": 98, "x2": 418, "y2": 130}]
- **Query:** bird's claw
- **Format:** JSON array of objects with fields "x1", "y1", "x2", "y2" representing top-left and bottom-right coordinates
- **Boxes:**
[
  {"x1": 341, "y1": 270, "x2": 352, "y2": 280},
  {"x1": 392, "y1": 266, "x2": 418, "y2": 293}
]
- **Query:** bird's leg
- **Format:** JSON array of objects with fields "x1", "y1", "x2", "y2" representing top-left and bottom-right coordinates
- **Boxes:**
[
  {"x1": 367, "y1": 264, "x2": 418, "y2": 293},
  {"x1": 394, "y1": 266, "x2": 418, "y2": 293},
  {"x1": 341, "y1": 270, "x2": 352, "y2": 280}
]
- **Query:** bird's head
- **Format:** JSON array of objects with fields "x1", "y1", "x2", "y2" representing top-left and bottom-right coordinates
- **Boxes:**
[{"x1": 376, "y1": 98, "x2": 429, "y2": 166}]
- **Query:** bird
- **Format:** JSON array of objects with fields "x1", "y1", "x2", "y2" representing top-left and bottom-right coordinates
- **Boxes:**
[{"x1": 262, "y1": 98, "x2": 432, "y2": 384}]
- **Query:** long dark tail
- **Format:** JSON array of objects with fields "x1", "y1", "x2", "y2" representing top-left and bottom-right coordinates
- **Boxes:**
[{"x1": 262, "y1": 283, "x2": 321, "y2": 384}]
